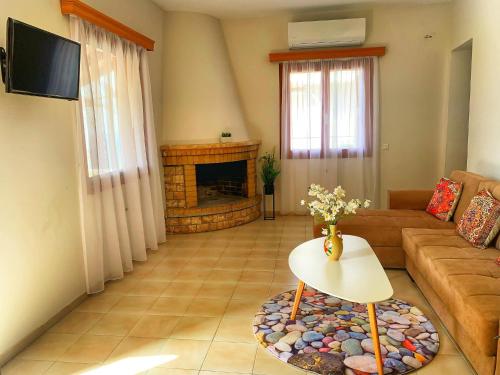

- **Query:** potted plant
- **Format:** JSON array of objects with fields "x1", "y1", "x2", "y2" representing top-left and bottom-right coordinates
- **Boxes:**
[
  {"x1": 301, "y1": 185, "x2": 370, "y2": 260},
  {"x1": 220, "y1": 131, "x2": 232, "y2": 143},
  {"x1": 259, "y1": 150, "x2": 280, "y2": 195}
]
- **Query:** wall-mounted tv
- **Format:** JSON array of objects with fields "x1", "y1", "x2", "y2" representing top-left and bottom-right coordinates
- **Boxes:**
[{"x1": 0, "y1": 18, "x2": 81, "y2": 100}]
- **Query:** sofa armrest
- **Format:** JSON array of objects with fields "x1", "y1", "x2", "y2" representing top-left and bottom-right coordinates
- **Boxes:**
[{"x1": 388, "y1": 190, "x2": 434, "y2": 210}]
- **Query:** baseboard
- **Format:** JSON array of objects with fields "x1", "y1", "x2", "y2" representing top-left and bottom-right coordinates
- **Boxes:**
[{"x1": 0, "y1": 292, "x2": 88, "y2": 366}]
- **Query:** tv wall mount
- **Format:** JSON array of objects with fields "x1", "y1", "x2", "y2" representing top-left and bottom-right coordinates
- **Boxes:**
[{"x1": 0, "y1": 47, "x2": 6, "y2": 84}]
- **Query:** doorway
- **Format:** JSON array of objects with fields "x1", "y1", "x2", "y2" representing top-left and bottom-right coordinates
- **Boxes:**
[{"x1": 444, "y1": 40, "x2": 473, "y2": 175}]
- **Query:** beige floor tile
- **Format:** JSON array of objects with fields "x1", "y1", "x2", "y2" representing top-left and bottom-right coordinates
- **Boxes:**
[
  {"x1": 88, "y1": 312, "x2": 142, "y2": 336},
  {"x1": 416, "y1": 354, "x2": 474, "y2": 374},
  {"x1": 185, "y1": 297, "x2": 229, "y2": 317},
  {"x1": 173, "y1": 269, "x2": 211, "y2": 282},
  {"x1": 201, "y1": 341, "x2": 257, "y2": 373},
  {"x1": 104, "y1": 278, "x2": 137, "y2": 294},
  {"x1": 148, "y1": 297, "x2": 192, "y2": 315},
  {"x1": 158, "y1": 339, "x2": 211, "y2": 370},
  {"x1": 143, "y1": 267, "x2": 180, "y2": 281},
  {"x1": 58, "y1": 334, "x2": 122, "y2": 363},
  {"x1": 185, "y1": 257, "x2": 219, "y2": 268},
  {"x1": 106, "y1": 337, "x2": 166, "y2": 362},
  {"x1": 196, "y1": 282, "x2": 236, "y2": 298},
  {"x1": 437, "y1": 329, "x2": 461, "y2": 356},
  {"x1": 110, "y1": 296, "x2": 157, "y2": 314},
  {"x1": 44, "y1": 362, "x2": 100, "y2": 375},
  {"x1": 272, "y1": 270, "x2": 298, "y2": 284},
  {"x1": 49, "y1": 311, "x2": 103, "y2": 334},
  {"x1": 199, "y1": 372, "x2": 250, "y2": 375},
  {"x1": 225, "y1": 299, "x2": 262, "y2": 317},
  {"x1": 244, "y1": 259, "x2": 276, "y2": 271},
  {"x1": 130, "y1": 315, "x2": 181, "y2": 338},
  {"x1": 161, "y1": 281, "x2": 203, "y2": 297},
  {"x1": 1, "y1": 358, "x2": 53, "y2": 375},
  {"x1": 253, "y1": 347, "x2": 306, "y2": 375},
  {"x1": 127, "y1": 280, "x2": 170, "y2": 296},
  {"x1": 169, "y1": 316, "x2": 221, "y2": 340},
  {"x1": 240, "y1": 270, "x2": 274, "y2": 283},
  {"x1": 268, "y1": 283, "x2": 297, "y2": 297},
  {"x1": 148, "y1": 369, "x2": 198, "y2": 375},
  {"x1": 206, "y1": 269, "x2": 242, "y2": 283},
  {"x1": 214, "y1": 316, "x2": 255, "y2": 343},
  {"x1": 214, "y1": 257, "x2": 246, "y2": 270},
  {"x1": 233, "y1": 283, "x2": 271, "y2": 299},
  {"x1": 18, "y1": 334, "x2": 79, "y2": 361},
  {"x1": 75, "y1": 294, "x2": 121, "y2": 313}
]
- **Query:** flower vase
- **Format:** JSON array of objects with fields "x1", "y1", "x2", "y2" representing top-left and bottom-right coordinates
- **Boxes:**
[{"x1": 323, "y1": 224, "x2": 343, "y2": 260}]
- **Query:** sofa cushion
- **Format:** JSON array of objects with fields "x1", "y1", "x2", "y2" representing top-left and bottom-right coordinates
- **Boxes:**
[
  {"x1": 403, "y1": 228, "x2": 500, "y2": 356},
  {"x1": 457, "y1": 190, "x2": 500, "y2": 248},
  {"x1": 478, "y1": 180, "x2": 500, "y2": 250},
  {"x1": 426, "y1": 177, "x2": 463, "y2": 221},
  {"x1": 337, "y1": 209, "x2": 454, "y2": 247},
  {"x1": 450, "y1": 170, "x2": 488, "y2": 224}
]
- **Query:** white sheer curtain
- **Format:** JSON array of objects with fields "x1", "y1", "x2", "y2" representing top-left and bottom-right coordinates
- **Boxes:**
[
  {"x1": 70, "y1": 16, "x2": 166, "y2": 294},
  {"x1": 280, "y1": 57, "x2": 380, "y2": 213}
]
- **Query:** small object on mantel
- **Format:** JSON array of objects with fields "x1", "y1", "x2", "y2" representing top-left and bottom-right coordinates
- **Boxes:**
[{"x1": 220, "y1": 131, "x2": 232, "y2": 143}]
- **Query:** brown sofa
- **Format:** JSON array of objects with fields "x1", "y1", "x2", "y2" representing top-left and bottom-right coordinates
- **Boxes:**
[{"x1": 313, "y1": 170, "x2": 500, "y2": 375}]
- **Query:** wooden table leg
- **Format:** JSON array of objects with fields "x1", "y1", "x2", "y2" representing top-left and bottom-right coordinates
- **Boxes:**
[
  {"x1": 367, "y1": 303, "x2": 384, "y2": 375},
  {"x1": 290, "y1": 280, "x2": 305, "y2": 321}
]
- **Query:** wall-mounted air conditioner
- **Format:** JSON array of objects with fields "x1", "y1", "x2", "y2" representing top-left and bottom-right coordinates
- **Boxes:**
[{"x1": 288, "y1": 18, "x2": 366, "y2": 49}]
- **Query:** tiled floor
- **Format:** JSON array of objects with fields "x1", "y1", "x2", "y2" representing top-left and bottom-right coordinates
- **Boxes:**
[{"x1": 2, "y1": 216, "x2": 476, "y2": 375}]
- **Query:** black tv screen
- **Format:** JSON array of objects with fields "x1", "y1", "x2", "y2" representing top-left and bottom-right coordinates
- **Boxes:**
[{"x1": 4, "y1": 18, "x2": 81, "y2": 100}]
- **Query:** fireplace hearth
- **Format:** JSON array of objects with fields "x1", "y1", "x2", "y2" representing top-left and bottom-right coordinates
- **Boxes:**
[{"x1": 161, "y1": 141, "x2": 261, "y2": 233}]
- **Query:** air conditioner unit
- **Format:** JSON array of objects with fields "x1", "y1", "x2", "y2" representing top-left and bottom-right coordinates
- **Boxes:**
[{"x1": 288, "y1": 18, "x2": 366, "y2": 49}]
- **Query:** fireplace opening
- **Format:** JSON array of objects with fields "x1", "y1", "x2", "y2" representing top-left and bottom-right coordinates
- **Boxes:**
[{"x1": 196, "y1": 161, "x2": 247, "y2": 207}]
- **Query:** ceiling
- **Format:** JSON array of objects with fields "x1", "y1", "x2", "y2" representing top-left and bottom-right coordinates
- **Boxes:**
[{"x1": 152, "y1": 0, "x2": 449, "y2": 19}]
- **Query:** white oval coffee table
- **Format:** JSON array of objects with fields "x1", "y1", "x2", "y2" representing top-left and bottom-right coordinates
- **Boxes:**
[{"x1": 288, "y1": 235, "x2": 394, "y2": 375}]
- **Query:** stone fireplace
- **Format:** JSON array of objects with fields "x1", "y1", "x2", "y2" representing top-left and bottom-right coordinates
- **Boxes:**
[{"x1": 161, "y1": 141, "x2": 261, "y2": 233}]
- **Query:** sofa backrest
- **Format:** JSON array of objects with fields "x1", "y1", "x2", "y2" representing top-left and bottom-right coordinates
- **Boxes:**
[
  {"x1": 450, "y1": 170, "x2": 488, "y2": 224},
  {"x1": 478, "y1": 180, "x2": 500, "y2": 250}
]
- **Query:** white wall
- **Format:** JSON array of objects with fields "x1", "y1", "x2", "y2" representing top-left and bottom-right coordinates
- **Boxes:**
[
  {"x1": 0, "y1": 0, "x2": 164, "y2": 363},
  {"x1": 0, "y1": 0, "x2": 84, "y2": 362},
  {"x1": 444, "y1": 43, "x2": 472, "y2": 176},
  {"x1": 450, "y1": 0, "x2": 500, "y2": 179},
  {"x1": 222, "y1": 3, "x2": 452, "y2": 207},
  {"x1": 162, "y1": 12, "x2": 248, "y2": 144}
]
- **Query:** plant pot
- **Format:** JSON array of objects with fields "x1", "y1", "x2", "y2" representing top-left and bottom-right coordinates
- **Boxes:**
[
  {"x1": 264, "y1": 184, "x2": 274, "y2": 195},
  {"x1": 323, "y1": 224, "x2": 343, "y2": 261},
  {"x1": 220, "y1": 136, "x2": 232, "y2": 143}
]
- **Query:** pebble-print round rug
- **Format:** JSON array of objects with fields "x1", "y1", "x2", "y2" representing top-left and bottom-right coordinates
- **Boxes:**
[{"x1": 253, "y1": 289, "x2": 439, "y2": 375}]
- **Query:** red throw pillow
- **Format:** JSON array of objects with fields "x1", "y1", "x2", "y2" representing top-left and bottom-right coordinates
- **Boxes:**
[
  {"x1": 457, "y1": 190, "x2": 500, "y2": 249},
  {"x1": 426, "y1": 177, "x2": 463, "y2": 221}
]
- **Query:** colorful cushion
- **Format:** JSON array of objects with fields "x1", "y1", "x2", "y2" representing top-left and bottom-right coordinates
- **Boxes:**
[
  {"x1": 457, "y1": 190, "x2": 500, "y2": 249},
  {"x1": 426, "y1": 177, "x2": 463, "y2": 221}
]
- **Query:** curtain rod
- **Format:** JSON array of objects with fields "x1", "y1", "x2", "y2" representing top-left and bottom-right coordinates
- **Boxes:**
[
  {"x1": 269, "y1": 46, "x2": 386, "y2": 63},
  {"x1": 60, "y1": 0, "x2": 155, "y2": 51}
]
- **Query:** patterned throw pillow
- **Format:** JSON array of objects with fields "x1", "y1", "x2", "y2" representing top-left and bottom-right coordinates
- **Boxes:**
[
  {"x1": 426, "y1": 177, "x2": 463, "y2": 221},
  {"x1": 457, "y1": 190, "x2": 500, "y2": 249}
]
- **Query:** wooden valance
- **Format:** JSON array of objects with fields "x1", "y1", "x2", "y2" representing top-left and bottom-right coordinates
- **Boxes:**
[
  {"x1": 269, "y1": 46, "x2": 385, "y2": 63},
  {"x1": 60, "y1": 0, "x2": 155, "y2": 51}
]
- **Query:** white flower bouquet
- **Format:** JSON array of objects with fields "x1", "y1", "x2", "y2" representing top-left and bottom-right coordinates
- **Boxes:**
[{"x1": 301, "y1": 184, "x2": 371, "y2": 236}]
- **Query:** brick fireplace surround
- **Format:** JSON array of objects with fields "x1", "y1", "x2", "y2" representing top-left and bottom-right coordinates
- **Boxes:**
[{"x1": 161, "y1": 141, "x2": 261, "y2": 234}]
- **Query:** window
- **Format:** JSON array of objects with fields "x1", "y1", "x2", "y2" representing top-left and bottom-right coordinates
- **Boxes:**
[
  {"x1": 281, "y1": 59, "x2": 374, "y2": 159},
  {"x1": 80, "y1": 49, "x2": 121, "y2": 178}
]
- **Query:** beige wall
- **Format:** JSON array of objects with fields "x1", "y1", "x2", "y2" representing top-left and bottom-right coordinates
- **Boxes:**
[
  {"x1": 0, "y1": 0, "x2": 164, "y2": 363},
  {"x1": 162, "y1": 12, "x2": 248, "y2": 144},
  {"x1": 449, "y1": 0, "x2": 500, "y2": 179},
  {"x1": 222, "y1": 3, "x2": 452, "y2": 207}
]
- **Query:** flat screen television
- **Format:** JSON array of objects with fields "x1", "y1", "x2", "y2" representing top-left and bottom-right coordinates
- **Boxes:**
[{"x1": 0, "y1": 18, "x2": 81, "y2": 100}]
